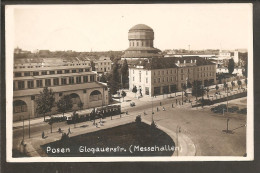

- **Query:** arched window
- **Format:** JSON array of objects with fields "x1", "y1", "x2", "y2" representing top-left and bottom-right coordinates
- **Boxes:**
[
  {"x1": 69, "y1": 93, "x2": 81, "y2": 104},
  {"x1": 13, "y1": 100, "x2": 27, "y2": 113},
  {"x1": 90, "y1": 90, "x2": 102, "y2": 101}
]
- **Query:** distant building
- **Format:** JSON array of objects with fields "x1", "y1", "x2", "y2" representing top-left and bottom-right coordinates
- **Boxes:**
[
  {"x1": 121, "y1": 24, "x2": 162, "y2": 61},
  {"x1": 94, "y1": 56, "x2": 112, "y2": 73},
  {"x1": 13, "y1": 65, "x2": 109, "y2": 121},
  {"x1": 217, "y1": 67, "x2": 244, "y2": 76},
  {"x1": 129, "y1": 57, "x2": 216, "y2": 97}
]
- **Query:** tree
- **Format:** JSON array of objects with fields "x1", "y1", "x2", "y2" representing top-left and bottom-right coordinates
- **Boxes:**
[
  {"x1": 35, "y1": 87, "x2": 55, "y2": 121},
  {"x1": 187, "y1": 81, "x2": 192, "y2": 88},
  {"x1": 132, "y1": 86, "x2": 137, "y2": 97},
  {"x1": 77, "y1": 100, "x2": 84, "y2": 110},
  {"x1": 48, "y1": 117, "x2": 54, "y2": 133},
  {"x1": 99, "y1": 74, "x2": 107, "y2": 83},
  {"x1": 242, "y1": 61, "x2": 248, "y2": 77},
  {"x1": 228, "y1": 58, "x2": 235, "y2": 75},
  {"x1": 121, "y1": 90, "x2": 126, "y2": 101},
  {"x1": 121, "y1": 59, "x2": 129, "y2": 88},
  {"x1": 90, "y1": 60, "x2": 96, "y2": 71},
  {"x1": 192, "y1": 81, "x2": 205, "y2": 101},
  {"x1": 108, "y1": 61, "x2": 120, "y2": 95},
  {"x1": 56, "y1": 95, "x2": 73, "y2": 118}
]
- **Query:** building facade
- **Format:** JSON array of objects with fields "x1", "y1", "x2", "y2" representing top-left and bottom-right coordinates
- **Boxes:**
[
  {"x1": 13, "y1": 65, "x2": 109, "y2": 121},
  {"x1": 94, "y1": 56, "x2": 112, "y2": 73},
  {"x1": 129, "y1": 57, "x2": 216, "y2": 97}
]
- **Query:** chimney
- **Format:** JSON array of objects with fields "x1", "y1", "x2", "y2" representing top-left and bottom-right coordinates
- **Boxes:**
[
  {"x1": 195, "y1": 59, "x2": 197, "y2": 64},
  {"x1": 191, "y1": 60, "x2": 193, "y2": 63},
  {"x1": 177, "y1": 60, "x2": 180, "y2": 64},
  {"x1": 184, "y1": 60, "x2": 186, "y2": 64}
]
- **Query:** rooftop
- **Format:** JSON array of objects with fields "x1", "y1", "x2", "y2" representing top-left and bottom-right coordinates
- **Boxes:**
[
  {"x1": 129, "y1": 57, "x2": 215, "y2": 70},
  {"x1": 129, "y1": 24, "x2": 153, "y2": 31}
]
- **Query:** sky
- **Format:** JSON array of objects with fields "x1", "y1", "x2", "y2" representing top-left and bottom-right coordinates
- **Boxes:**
[{"x1": 11, "y1": 4, "x2": 252, "y2": 52}]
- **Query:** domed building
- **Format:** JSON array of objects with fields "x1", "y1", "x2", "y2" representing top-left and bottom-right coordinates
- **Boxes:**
[{"x1": 121, "y1": 24, "x2": 162, "y2": 60}]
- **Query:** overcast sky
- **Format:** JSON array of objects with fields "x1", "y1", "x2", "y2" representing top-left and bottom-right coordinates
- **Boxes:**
[{"x1": 12, "y1": 4, "x2": 252, "y2": 52}]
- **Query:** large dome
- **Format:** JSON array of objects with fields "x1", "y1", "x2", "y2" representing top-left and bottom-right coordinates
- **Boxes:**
[{"x1": 129, "y1": 24, "x2": 153, "y2": 31}]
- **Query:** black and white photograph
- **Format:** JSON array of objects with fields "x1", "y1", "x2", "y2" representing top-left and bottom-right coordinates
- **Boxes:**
[{"x1": 5, "y1": 4, "x2": 253, "y2": 162}]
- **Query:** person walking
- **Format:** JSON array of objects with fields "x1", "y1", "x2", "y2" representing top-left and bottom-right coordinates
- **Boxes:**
[
  {"x1": 68, "y1": 127, "x2": 71, "y2": 134},
  {"x1": 42, "y1": 131, "x2": 45, "y2": 139}
]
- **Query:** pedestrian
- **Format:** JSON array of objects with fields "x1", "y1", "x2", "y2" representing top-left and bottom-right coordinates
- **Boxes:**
[
  {"x1": 179, "y1": 100, "x2": 181, "y2": 105},
  {"x1": 172, "y1": 103, "x2": 174, "y2": 108},
  {"x1": 68, "y1": 127, "x2": 71, "y2": 134},
  {"x1": 160, "y1": 102, "x2": 162, "y2": 106},
  {"x1": 176, "y1": 99, "x2": 177, "y2": 104},
  {"x1": 144, "y1": 111, "x2": 146, "y2": 115},
  {"x1": 42, "y1": 131, "x2": 45, "y2": 139},
  {"x1": 96, "y1": 123, "x2": 98, "y2": 128},
  {"x1": 163, "y1": 107, "x2": 166, "y2": 111},
  {"x1": 58, "y1": 127, "x2": 62, "y2": 133},
  {"x1": 157, "y1": 107, "x2": 159, "y2": 112}
]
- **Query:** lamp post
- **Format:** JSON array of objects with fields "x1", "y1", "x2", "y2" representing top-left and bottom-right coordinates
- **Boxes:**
[
  {"x1": 29, "y1": 112, "x2": 31, "y2": 138},
  {"x1": 176, "y1": 125, "x2": 181, "y2": 156},
  {"x1": 22, "y1": 115, "x2": 24, "y2": 144}
]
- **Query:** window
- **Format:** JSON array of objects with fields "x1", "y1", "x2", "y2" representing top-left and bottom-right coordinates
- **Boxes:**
[
  {"x1": 146, "y1": 78, "x2": 148, "y2": 83},
  {"x1": 162, "y1": 71, "x2": 164, "y2": 75},
  {"x1": 65, "y1": 70, "x2": 70, "y2": 73},
  {"x1": 158, "y1": 71, "x2": 160, "y2": 75},
  {"x1": 13, "y1": 100, "x2": 27, "y2": 113},
  {"x1": 50, "y1": 71, "x2": 55, "y2": 75},
  {"x1": 72, "y1": 69, "x2": 76, "y2": 73},
  {"x1": 90, "y1": 75, "x2": 95, "y2": 82},
  {"x1": 57, "y1": 70, "x2": 62, "y2": 74},
  {"x1": 27, "y1": 80, "x2": 34, "y2": 88},
  {"x1": 171, "y1": 70, "x2": 172, "y2": 74},
  {"x1": 41, "y1": 71, "x2": 47, "y2": 75},
  {"x1": 15, "y1": 72, "x2": 22, "y2": 77},
  {"x1": 85, "y1": 68, "x2": 90, "y2": 72},
  {"x1": 53, "y1": 78, "x2": 59, "y2": 85},
  {"x1": 133, "y1": 77, "x2": 135, "y2": 81},
  {"x1": 181, "y1": 74, "x2": 184, "y2": 80},
  {"x1": 146, "y1": 71, "x2": 148, "y2": 75},
  {"x1": 33, "y1": 72, "x2": 39, "y2": 76},
  {"x1": 167, "y1": 77, "x2": 169, "y2": 82},
  {"x1": 76, "y1": 76, "x2": 81, "y2": 84},
  {"x1": 45, "y1": 79, "x2": 51, "y2": 86},
  {"x1": 167, "y1": 70, "x2": 168, "y2": 74},
  {"x1": 139, "y1": 71, "x2": 141, "y2": 82},
  {"x1": 181, "y1": 69, "x2": 183, "y2": 73},
  {"x1": 24, "y1": 72, "x2": 30, "y2": 76},
  {"x1": 158, "y1": 78, "x2": 160, "y2": 82},
  {"x1": 171, "y1": 77, "x2": 173, "y2": 81},
  {"x1": 154, "y1": 79, "x2": 156, "y2": 83},
  {"x1": 79, "y1": 69, "x2": 83, "y2": 72},
  {"x1": 61, "y1": 78, "x2": 67, "y2": 85},
  {"x1": 137, "y1": 42, "x2": 139, "y2": 46},
  {"x1": 36, "y1": 80, "x2": 43, "y2": 87},
  {"x1": 133, "y1": 70, "x2": 134, "y2": 74},
  {"x1": 18, "y1": 81, "x2": 25, "y2": 89},
  {"x1": 69, "y1": 77, "x2": 74, "y2": 84},
  {"x1": 83, "y1": 76, "x2": 88, "y2": 83},
  {"x1": 162, "y1": 77, "x2": 165, "y2": 82},
  {"x1": 154, "y1": 72, "x2": 156, "y2": 76}
]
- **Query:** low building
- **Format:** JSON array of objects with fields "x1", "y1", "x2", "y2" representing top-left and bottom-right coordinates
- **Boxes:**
[
  {"x1": 13, "y1": 65, "x2": 109, "y2": 121},
  {"x1": 129, "y1": 57, "x2": 216, "y2": 97},
  {"x1": 217, "y1": 67, "x2": 244, "y2": 76}
]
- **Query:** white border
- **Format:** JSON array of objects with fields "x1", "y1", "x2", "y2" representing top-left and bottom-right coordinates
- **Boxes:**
[{"x1": 5, "y1": 4, "x2": 254, "y2": 162}]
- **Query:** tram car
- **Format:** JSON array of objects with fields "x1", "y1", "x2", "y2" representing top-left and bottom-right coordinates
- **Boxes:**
[{"x1": 66, "y1": 105, "x2": 121, "y2": 124}]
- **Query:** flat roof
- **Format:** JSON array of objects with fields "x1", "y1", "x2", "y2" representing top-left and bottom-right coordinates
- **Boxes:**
[
  {"x1": 13, "y1": 71, "x2": 95, "y2": 80},
  {"x1": 14, "y1": 65, "x2": 91, "y2": 72},
  {"x1": 14, "y1": 82, "x2": 106, "y2": 97}
]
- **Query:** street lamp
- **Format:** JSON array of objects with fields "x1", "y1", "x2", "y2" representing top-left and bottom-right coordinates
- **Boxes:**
[{"x1": 176, "y1": 125, "x2": 181, "y2": 156}]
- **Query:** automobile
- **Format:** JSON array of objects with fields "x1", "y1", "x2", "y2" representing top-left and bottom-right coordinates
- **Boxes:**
[{"x1": 130, "y1": 102, "x2": 135, "y2": 107}]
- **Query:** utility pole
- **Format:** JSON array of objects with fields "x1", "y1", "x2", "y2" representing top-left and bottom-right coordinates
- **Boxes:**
[
  {"x1": 29, "y1": 112, "x2": 31, "y2": 138},
  {"x1": 22, "y1": 115, "x2": 24, "y2": 144}
]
